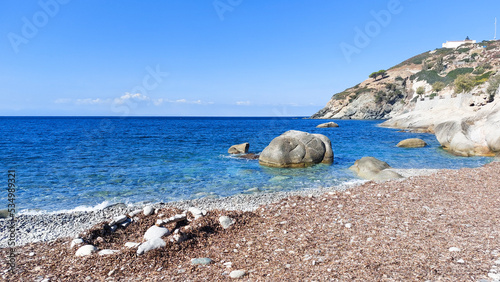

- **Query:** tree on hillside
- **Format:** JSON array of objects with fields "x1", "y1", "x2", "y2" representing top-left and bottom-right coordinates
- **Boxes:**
[
  {"x1": 369, "y1": 72, "x2": 378, "y2": 80},
  {"x1": 416, "y1": 86, "x2": 425, "y2": 98},
  {"x1": 377, "y1": 70, "x2": 387, "y2": 79}
]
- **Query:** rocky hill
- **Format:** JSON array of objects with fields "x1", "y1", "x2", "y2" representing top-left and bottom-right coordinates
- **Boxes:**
[{"x1": 311, "y1": 40, "x2": 500, "y2": 120}]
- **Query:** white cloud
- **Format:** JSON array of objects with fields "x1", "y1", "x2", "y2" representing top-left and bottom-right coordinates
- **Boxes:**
[
  {"x1": 54, "y1": 98, "x2": 71, "y2": 104},
  {"x1": 75, "y1": 98, "x2": 111, "y2": 105},
  {"x1": 113, "y1": 92, "x2": 151, "y2": 105},
  {"x1": 236, "y1": 101, "x2": 251, "y2": 105}
]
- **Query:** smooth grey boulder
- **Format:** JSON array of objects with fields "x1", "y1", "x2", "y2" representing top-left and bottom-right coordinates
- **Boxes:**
[
  {"x1": 372, "y1": 170, "x2": 404, "y2": 181},
  {"x1": 259, "y1": 130, "x2": 333, "y2": 168},
  {"x1": 316, "y1": 122, "x2": 339, "y2": 128},
  {"x1": 435, "y1": 121, "x2": 476, "y2": 156},
  {"x1": 228, "y1": 143, "x2": 249, "y2": 154},
  {"x1": 397, "y1": 138, "x2": 427, "y2": 148},
  {"x1": 349, "y1": 157, "x2": 391, "y2": 180}
]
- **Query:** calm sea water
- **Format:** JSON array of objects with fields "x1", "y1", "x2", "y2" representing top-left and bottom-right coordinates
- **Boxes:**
[{"x1": 0, "y1": 117, "x2": 492, "y2": 213}]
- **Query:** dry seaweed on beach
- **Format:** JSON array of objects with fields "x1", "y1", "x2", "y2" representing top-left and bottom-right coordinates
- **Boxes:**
[{"x1": 2, "y1": 162, "x2": 500, "y2": 281}]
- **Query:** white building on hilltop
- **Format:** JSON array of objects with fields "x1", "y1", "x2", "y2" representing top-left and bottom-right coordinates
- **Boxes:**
[{"x1": 442, "y1": 37, "x2": 476, "y2": 48}]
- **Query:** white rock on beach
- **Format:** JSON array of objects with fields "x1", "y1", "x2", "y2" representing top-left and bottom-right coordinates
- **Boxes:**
[
  {"x1": 110, "y1": 215, "x2": 128, "y2": 226},
  {"x1": 143, "y1": 206, "x2": 154, "y2": 216},
  {"x1": 188, "y1": 207, "x2": 206, "y2": 219},
  {"x1": 129, "y1": 209, "x2": 142, "y2": 217},
  {"x1": 144, "y1": 225, "x2": 170, "y2": 241},
  {"x1": 137, "y1": 238, "x2": 166, "y2": 255},
  {"x1": 98, "y1": 249, "x2": 120, "y2": 256},
  {"x1": 70, "y1": 238, "x2": 84, "y2": 249},
  {"x1": 449, "y1": 247, "x2": 461, "y2": 252},
  {"x1": 219, "y1": 216, "x2": 234, "y2": 229},
  {"x1": 75, "y1": 245, "x2": 97, "y2": 257},
  {"x1": 229, "y1": 270, "x2": 246, "y2": 279},
  {"x1": 125, "y1": 242, "x2": 141, "y2": 248},
  {"x1": 163, "y1": 214, "x2": 187, "y2": 224}
]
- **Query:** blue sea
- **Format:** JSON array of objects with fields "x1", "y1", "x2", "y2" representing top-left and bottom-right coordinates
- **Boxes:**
[{"x1": 0, "y1": 117, "x2": 493, "y2": 213}]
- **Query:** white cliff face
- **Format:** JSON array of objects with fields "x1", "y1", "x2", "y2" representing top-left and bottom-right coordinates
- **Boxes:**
[{"x1": 382, "y1": 86, "x2": 500, "y2": 156}]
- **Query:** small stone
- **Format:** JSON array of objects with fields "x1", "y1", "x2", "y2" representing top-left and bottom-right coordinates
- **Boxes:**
[
  {"x1": 124, "y1": 242, "x2": 140, "y2": 248},
  {"x1": 98, "y1": 249, "x2": 120, "y2": 256},
  {"x1": 449, "y1": 247, "x2": 461, "y2": 252},
  {"x1": 456, "y1": 259, "x2": 465, "y2": 264},
  {"x1": 188, "y1": 207, "x2": 205, "y2": 219},
  {"x1": 120, "y1": 218, "x2": 132, "y2": 228},
  {"x1": 163, "y1": 214, "x2": 187, "y2": 224},
  {"x1": 143, "y1": 206, "x2": 154, "y2": 216},
  {"x1": 144, "y1": 225, "x2": 170, "y2": 241},
  {"x1": 495, "y1": 259, "x2": 500, "y2": 265},
  {"x1": 191, "y1": 258, "x2": 213, "y2": 265},
  {"x1": 345, "y1": 223, "x2": 352, "y2": 228},
  {"x1": 285, "y1": 264, "x2": 291, "y2": 268},
  {"x1": 170, "y1": 232, "x2": 188, "y2": 244},
  {"x1": 29, "y1": 252, "x2": 35, "y2": 257},
  {"x1": 137, "y1": 238, "x2": 166, "y2": 255},
  {"x1": 110, "y1": 214, "x2": 128, "y2": 225},
  {"x1": 75, "y1": 245, "x2": 97, "y2": 257},
  {"x1": 70, "y1": 238, "x2": 84, "y2": 249},
  {"x1": 223, "y1": 262, "x2": 233, "y2": 268},
  {"x1": 229, "y1": 270, "x2": 246, "y2": 279},
  {"x1": 129, "y1": 209, "x2": 142, "y2": 217},
  {"x1": 219, "y1": 216, "x2": 234, "y2": 229}
]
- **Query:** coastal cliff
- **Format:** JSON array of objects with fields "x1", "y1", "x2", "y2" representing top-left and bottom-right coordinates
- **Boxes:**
[
  {"x1": 312, "y1": 40, "x2": 500, "y2": 156},
  {"x1": 311, "y1": 40, "x2": 500, "y2": 120}
]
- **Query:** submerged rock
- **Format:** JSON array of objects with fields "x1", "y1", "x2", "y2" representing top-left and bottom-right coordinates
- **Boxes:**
[
  {"x1": 228, "y1": 143, "x2": 249, "y2": 154},
  {"x1": 397, "y1": 138, "x2": 427, "y2": 148},
  {"x1": 372, "y1": 170, "x2": 404, "y2": 181},
  {"x1": 349, "y1": 157, "x2": 390, "y2": 180},
  {"x1": 259, "y1": 130, "x2": 333, "y2": 168}
]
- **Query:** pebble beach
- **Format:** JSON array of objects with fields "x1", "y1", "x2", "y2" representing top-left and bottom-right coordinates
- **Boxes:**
[{"x1": 1, "y1": 164, "x2": 499, "y2": 281}]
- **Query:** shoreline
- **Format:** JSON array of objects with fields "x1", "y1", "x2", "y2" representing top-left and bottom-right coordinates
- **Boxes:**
[{"x1": 0, "y1": 168, "x2": 439, "y2": 249}]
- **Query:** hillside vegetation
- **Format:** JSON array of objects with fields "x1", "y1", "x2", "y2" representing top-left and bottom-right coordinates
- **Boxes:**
[{"x1": 311, "y1": 40, "x2": 500, "y2": 119}]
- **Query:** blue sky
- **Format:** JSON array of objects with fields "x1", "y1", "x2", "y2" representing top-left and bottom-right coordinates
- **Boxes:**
[{"x1": 1, "y1": 0, "x2": 498, "y2": 116}]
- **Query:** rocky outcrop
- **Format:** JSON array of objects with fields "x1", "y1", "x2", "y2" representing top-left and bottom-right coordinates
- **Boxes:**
[
  {"x1": 316, "y1": 122, "x2": 339, "y2": 128},
  {"x1": 228, "y1": 143, "x2": 249, "y2": 154},
  {"x1": 397, "y1": 138, "x2": 427, "y2": 148},
  {"x1": 259, "y1": 130, "x2": 333, "y2": 168},
  {"x1": 349, "y1": 157, "x2": 403, "y2": 181}
]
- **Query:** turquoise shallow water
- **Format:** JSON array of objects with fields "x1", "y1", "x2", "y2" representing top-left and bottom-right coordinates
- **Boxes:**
[{"x1": 0, "y1": 117, "x2": 493, "y2": 212}]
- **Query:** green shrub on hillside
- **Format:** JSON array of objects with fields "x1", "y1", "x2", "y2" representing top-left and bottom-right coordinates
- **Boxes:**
[
  {"x1": 487, "y1": 74, "x2": 500, "y2": 102},
  {"x1": 454, "y1": 74, "x2": 475, "y2": 93},
  {"x1": 457, "y1": 47, "x2": 471, "y2": 54},
  {"x1": 416, "y1": 86, "x2": 425, "y2": 96},
  {"x1": 473, "y1": 66, "x2": 485, "y2": 74},
  {"x1": 432, "y1": 81, "x2": 445, "y2": 92}
]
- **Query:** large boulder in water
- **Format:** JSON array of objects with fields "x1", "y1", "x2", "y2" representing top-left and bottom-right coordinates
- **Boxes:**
[
  {"x1": 396, "y1": 138, "x2": 427, "y2": 148},
  {"x1": 228, "y1": 143, "x2": 249, "y2": 154},
  {"x1": 316, "y1": 122, "x2": 339, "y2": 128},
  {"x1": 259, "y1": 130, "x2": 333, "y2": 168},
  {"x1": 349, "y1": 157, "x2": 402, "y2": 181}
]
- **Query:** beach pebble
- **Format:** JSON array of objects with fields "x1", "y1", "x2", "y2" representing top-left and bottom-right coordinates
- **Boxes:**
[
  {"x1": 488, "y1": 272, "x2": 500, "y2": 280},
  {"x1": 345, "y1": 223, "x2": 352, "y2": 228},
  {"x1": 110, "y1": 215, "x2": 128, "y2": 226},
  {"x1": 125, "y1": 242, "x2": 141, "y2": 248},
  {"x1": 75, "y1": 245, "x2": 97, "y2": 257},
  {"x1": 163, "y1": 214, "x2": 187, "y2": 224},
  {"x1": 29, "y1": 252, "x2": 35, "y2": 257},
  {"x1": 170, "y1": 232, "x2": 188, "y2": 244},
  {"x1": 456, "y1": 259, "x2": 465, "y2": 264},
  {"x1": 219, "y1": 216, "x2": 234, "y2": 229},
  {"x1": 229, "y1": 270, "x2": 246, "y2": 279},
  {"x1": 188, "y1": 207, "x2": 205, "y2": 219},
  {"x1": 70, "y1": 238, "x2": 84, "y2": 249},
  {"x1": 120, "y1": 218, "x2": 132, "y2": 228},
  {"x1": 191, "y1": 258, "x2": 213, "y2": 265},
  {"x1": 449, "y1": 247, "x2": 461, "y2": 252},
  {"x1": 98, "y1": 249, "x2": 120, "y2": 256},
  {"x1": 129, "y1": 209, "x2": 142, "y2": 217},
  {"x1": 144, "y1": 225, "x2": 170, "y2": 241},
  {"x1": 143, "y1": 206, "x2": 154, "y2": 216},
  {"x1": 137, "y1": 238, "x2": 166, "y2": 255}
]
